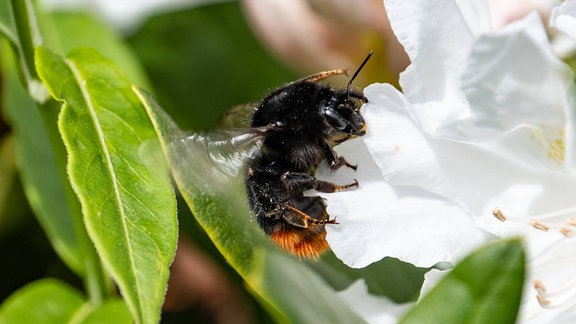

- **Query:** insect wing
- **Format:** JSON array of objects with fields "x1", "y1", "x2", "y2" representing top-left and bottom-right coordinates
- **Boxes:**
[
  {"x1": 168, "y1": 129, "x2": 263, "y2": 196},
  {"x1": 134, "y1": 86, "x2": 263, "y2": 197}
]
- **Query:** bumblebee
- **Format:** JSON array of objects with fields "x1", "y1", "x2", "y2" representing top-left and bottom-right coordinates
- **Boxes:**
[{"x1": 242, "y1": 52, "x2": 373, "y2": 258}]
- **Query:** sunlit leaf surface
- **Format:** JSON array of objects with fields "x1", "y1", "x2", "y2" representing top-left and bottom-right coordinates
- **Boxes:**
[{"x1": 36, "y1": 46, "x2": 177, "y2": 324}]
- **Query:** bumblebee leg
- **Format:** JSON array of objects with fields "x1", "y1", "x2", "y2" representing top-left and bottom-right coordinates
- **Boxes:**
[
  {"x1": 332, "y1": 156, "x2": 358, "y2": 171},
  {"x1": 316, "y1": 178, "x2": 359, "y2": 193},
  {"x1": 282, "y1": 204, "x2": 338, "y2": 228},
  {"x1": 281, "y1": 171, "x2": 359, "y2": 194},
  {"x1": 321, "y1": 142, "x2": 358, "y2": 171}
]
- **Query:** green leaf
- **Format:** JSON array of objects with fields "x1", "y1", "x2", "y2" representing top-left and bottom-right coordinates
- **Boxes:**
[
  {"x1": 135, "y1": 86, "x2": 365, "y2": 323},
  {"x1": 1, "y1": 42, "x2": 83, "y2": 274},
  {"x1": 0, "y1": 279, "x2": 84, "y2": 323},
  {"x1": 311, "y1": 254, "x2": 428, "y2": 303},
  {"x1": 0, "y1": 279, "x2": 133, "y2": 324},
  {"x1": 400, "y1": 238, "x2": 525, "y2": 324},
  {"x1": 83, "y1": 299, "x2": 132, "y2": 324},
  {"x1": 35, "y1": 46, "x2": 178, "y2": 324}
]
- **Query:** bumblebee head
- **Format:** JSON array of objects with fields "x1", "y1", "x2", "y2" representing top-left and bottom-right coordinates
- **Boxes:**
[
  {"x1": 322, "y1": 91, "x2": 366, "y2": 138},
  {"x1": 322, "y1": 51, "x2": 373, "y2": 140}
]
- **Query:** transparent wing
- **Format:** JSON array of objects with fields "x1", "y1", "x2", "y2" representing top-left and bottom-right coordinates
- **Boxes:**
[
  {"x1": 135, "y1": 86, "x2": 264, "y2": 197},
  {"x1": 168, "y1": 129, "x2": 264, "y2": 196}
]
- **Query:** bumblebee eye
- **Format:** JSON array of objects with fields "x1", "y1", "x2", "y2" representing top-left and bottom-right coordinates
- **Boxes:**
[{"x1": 324, "y1": 107, "x2": 347, "y2": 130}]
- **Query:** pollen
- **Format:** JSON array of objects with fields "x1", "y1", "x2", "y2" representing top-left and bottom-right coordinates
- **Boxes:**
[
  {"x1": 492, "y1": 208, "x2": 507, "y2": 222},
  {"x1": 530, "y1": 220, "x2": 550, "y2": 232},
  {"x1": 560, "y1": 227, "x2": 575, "y2": 238},
  {"x1": 531, "y1": 239, "x2": 576, "y2": 311},
  {"x1": 533, "y1": 279, "x2": 546, "y2": 292},
  {"x1": 533, "y1": 274, "x2": 576, "y2": 310},
  {"x1": 536, "y1": 294, "x2": 551, "y2": 307},
  {"x1": 530, "y1": 127, "x2": 565, "y2": 164}
]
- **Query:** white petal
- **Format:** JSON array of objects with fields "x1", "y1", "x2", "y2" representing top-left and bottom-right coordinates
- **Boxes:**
[
  {"x1": 551, "y1": 0, "x2": 576, "y2": 41},
  {"x1": 425, "y1": 137, "x2": 576, "y2": 237},
  {"x1": 362, "y1": 84, "x2": 453, "y2": 197},
  {"x1": 320, "y1": 84, "x2": 487, "y2": 268},
  {"x1": 337, "y1": 280, "x2": 412, "y2": 324},
  {"x1": 520, "y1": 236, "x2": 576, "y2": 323},
  {"x1": 454, "y1": 0, "x2": 493, "y2": 36},
  {"x1": 385, "y1": 0, "x2": 472, "y2": 117},
  {"x1": 452, "y1": 12, "x2": 576, "y2": 172},
  {"x1": 461, "y1": 13, "x2": 571, "y2": 132},
  {"x1": 325, "y1": 187, "x2": 487, "y2": 268},
  {"x1": 418, "y1": 268, "x2": 449, "y2": 301},
  {"x1": 318, "y1": 133, "x2": 486, "y2": 268}
]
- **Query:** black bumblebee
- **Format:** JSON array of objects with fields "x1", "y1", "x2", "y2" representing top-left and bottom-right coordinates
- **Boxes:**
[{"x1": 235, "y1": 52, "x2": 373, "y2": 258}]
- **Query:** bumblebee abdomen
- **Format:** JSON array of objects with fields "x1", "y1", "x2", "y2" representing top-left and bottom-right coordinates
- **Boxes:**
[{"x1": 245, "y1": 161, "x2": 332, "y2": 259}]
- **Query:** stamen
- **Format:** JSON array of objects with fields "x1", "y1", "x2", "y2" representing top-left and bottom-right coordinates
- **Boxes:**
[
  {"x1": 536, "y1": 294, "x2": 551, "y2": 307},
  {"x1": 533, "y1": 274, "x2": 576, "y2": 310},
  {"x1": 498, "y1": 206, "x2": 576, "y2": 224},
  {"x1": 530, "y1": 219, "x2": 550, "y2": 231},
  {"x1": 492, "y1": 208, "x2": 507, "y2": 222},
  {"x1": 537, "y1": 277, "x2": 576, "y2": 298},
  {"x1": 560, "y1": 227, "x2": 576, "y2": 238},
  {"x1": 497, "y1": 207, "x2": 576, "y2": 239},
  {"x1": 533, "y1": 279, "x2": 546, "y2": 293},
  {"x1": 535, "y1": 292, "x2": 576, "y2": 310}
]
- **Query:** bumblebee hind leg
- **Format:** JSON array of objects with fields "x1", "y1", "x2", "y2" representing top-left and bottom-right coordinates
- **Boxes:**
[
  {"x1": 272, "y1": 198, "x2": 335, "y2": 259},
  {"x1": 282, "y1": 203, "x2": 337, "y2": 228}
]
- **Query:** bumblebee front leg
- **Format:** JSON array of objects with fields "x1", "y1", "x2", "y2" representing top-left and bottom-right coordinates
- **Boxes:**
[
  {"x1": 281, "y1": 171, "x2": 358, "y2": 195},
  {"x1": 321, "y1": 142, "x2": 358, "y2": 171}
]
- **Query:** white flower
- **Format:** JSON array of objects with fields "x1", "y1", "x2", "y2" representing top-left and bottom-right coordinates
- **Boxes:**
[
  {"x1": 321, "y1": 0, "x2": 500, "y2": 269},
  {"x1": 321, "y1": 0, "x2": 576, "y2": 322}
]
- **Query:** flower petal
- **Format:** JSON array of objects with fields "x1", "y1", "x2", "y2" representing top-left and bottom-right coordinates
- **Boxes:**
[
  {"x1": 425, "y1": 136, "x2": 576, "y2": 238},
  {"x1": 362, "y1": 83, "x2": 453, "y2": 197},
  {"x1": 385, "y1": 0, "x2": 473, "y2": 119},
  {"x1": 447, "y1": 13, "x2": 576, "y2": 172},
  {"x1": 551, "y1": 0, "x2": 576, "y2": 41},
  {"x1": 325, "y1": 185, "x2": 487, "y2": 268},
  {"x1": 319, "y1": 135, "x2": 486, "y2": 268}
]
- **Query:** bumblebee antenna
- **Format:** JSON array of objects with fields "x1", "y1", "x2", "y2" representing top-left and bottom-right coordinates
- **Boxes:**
[{"x1": 346, "y1": 50, "x2": 374, "y2": 94}]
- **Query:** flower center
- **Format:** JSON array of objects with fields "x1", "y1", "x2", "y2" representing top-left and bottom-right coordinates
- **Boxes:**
[{"x1": 530, "y1": 126, "x2": 565, "y2": 165}]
